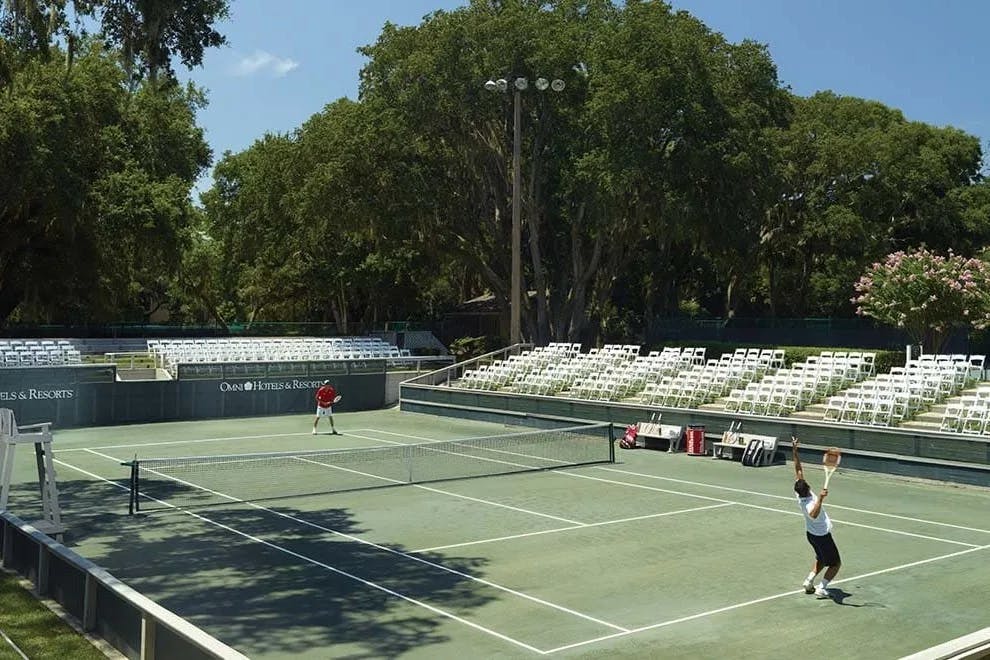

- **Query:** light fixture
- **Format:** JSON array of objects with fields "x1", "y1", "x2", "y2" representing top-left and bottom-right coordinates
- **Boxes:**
[{"x1": 481, "y1": 71, "x2": 569, "y2": 346}]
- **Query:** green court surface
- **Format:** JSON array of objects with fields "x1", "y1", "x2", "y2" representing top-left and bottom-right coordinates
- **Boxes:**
[{"x1": 6, "y1": 407, "x2": 990, "y2": 658}]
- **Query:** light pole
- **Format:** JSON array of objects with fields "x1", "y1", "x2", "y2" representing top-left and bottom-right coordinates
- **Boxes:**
[{"x1": 484, "y1": 76, "x2": 565, "y2": 346}]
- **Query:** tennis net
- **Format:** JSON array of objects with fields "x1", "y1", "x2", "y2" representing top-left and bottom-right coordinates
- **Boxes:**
[{"x1": 125, "y1": 423, "x2": 615, "y2": 512}]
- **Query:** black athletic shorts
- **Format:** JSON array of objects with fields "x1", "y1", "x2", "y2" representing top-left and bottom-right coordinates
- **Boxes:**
[{"x1": 806, "y1": 531, "x2": 841, "y2": 566}]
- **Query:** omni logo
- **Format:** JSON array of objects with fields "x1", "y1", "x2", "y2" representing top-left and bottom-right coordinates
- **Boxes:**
[{"x1": 218, "y1": 379, "x2": 324, "y2": 393}]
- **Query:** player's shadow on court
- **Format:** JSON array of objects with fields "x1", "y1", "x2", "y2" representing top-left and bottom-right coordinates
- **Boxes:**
[{"x1": 828, "y1": 588, "x2": 884, "y2": 608}]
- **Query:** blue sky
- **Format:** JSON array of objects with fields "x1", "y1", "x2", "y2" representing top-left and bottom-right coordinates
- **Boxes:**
[{"x1": 180, "y1": 0, "x2": 989, "y2": 194}]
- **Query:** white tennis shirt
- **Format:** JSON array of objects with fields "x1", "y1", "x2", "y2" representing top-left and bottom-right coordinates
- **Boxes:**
[{"x1": 797, "y1": 494, "x2": 833, "y2": 536}]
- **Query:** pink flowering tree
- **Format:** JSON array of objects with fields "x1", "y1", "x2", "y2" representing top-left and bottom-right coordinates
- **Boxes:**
[{"x1": 852, "y1": 249, "x2": 990, "y2": 352}]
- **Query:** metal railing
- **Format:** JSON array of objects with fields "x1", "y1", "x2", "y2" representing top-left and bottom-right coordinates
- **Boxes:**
[{"x1": 401, "y1": 343, "x2": 533, "y2": 388}]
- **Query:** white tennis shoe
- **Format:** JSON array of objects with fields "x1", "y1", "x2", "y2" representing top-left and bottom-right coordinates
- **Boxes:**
[
  {"x1": 803, "y1": 580, "x2": 815, "y2": 594},
  {"x1": 814, "y1": 585, "x2": 830, "y2": 598}
]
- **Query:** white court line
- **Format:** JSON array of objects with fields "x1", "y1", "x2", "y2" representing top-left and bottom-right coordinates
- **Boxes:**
[
  {"x1": 351, "y1": 429, "x2": 982, "y2": 548},
  {"x1": 59, "y1": 445, "x2": 990, "y2": 656},
  {"x1": 544, "y1": 541, "x2": 990, "y2": 655},
  {"x1": 559, "y1": 471, "x2": 981, "y2": 548},
  {"x1": 595, "y1": 467, "x2": 990, "y2": 536},
  {"x1": 84, "y1": 449, "x2": 628, "y2": 636},
  {"x1": 370, "y1": 427, "x2": 990, "y2": 537},
  {"x1": 60, "y1": 431, "x2": 323, "y2": 452},
  {"x1": 412, "y1": 503, "x2": 734, "y2": 553},
  {"x1": 293, "y1": 455, "x2": 587, "y2": 525},
  {"x1": 54, "y1": 456, "x2": 548, "y2": 655}
]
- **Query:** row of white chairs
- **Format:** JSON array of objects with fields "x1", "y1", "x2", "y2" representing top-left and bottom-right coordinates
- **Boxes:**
[
  {"x1": 821, "y1": 356, "x2": 975, "y2": 427},
  {"x1": 149, "y1": 337, "x2": 409, "y2": 375},
  {"x1": 641, "y1": 350, "x2": 783, "y2": 408},
  {"x1": 459, "y1": 343, "x2": 583, "y2": 391},
  {"x1": 1, "y1": 340, "x2": 81, "y2": 368},
  {"x1": 941, "y1": 387, "x2": 990, "y2": 434},
  {"x1": 458, "y1": 345, "x2": 713, "y2": 399},
  {"x1": 722, "y1": 353, "x2": 875, "y2": 416},
  {"x1": 561, "y1": 349, "x2": 709, "y2": 401}
]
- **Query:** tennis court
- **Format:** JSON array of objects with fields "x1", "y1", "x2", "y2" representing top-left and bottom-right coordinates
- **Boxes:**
[{"x1": 6, "y1": 407, "x2": 990, "y2": 658}]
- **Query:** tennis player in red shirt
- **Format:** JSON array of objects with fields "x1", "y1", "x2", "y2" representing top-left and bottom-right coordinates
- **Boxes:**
[{"x1": 313, "y1": 380, "x2": 339, "y2": 435}]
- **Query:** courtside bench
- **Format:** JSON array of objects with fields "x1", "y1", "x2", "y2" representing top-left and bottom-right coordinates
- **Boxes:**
[
  {"x1": 712, "y1": 433, "x2": 778, "y2": 466},
  {"x1": 635, "y1": 421, "x2": 683, "y2": 452}
]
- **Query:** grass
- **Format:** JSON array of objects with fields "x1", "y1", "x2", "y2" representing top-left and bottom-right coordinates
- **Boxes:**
[{"x1": 0, "y1": 572, "x2": 107, "y2": 660}]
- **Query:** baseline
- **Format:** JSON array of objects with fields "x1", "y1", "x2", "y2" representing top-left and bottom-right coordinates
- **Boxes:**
[{"x1": 543, "y1": 541, "x2": 990, "y2": 655}]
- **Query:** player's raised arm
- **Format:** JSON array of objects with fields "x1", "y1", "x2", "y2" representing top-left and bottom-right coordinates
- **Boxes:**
[{"x1": 792, "y1": 436, "x2": 804, "y2": 480}]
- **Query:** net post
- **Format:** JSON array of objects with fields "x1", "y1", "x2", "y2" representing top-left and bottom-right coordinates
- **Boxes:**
[
  {"x1": 608, "y1": 424, "x2": 616, "y2": 463},
  {"x1": 126, "y1": 461, "x2": 139, "y2": 515}
]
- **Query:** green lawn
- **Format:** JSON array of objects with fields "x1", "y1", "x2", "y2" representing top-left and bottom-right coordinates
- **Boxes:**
[{"x1": 0, "y1": 573, "x2": 106, "y2": 660}]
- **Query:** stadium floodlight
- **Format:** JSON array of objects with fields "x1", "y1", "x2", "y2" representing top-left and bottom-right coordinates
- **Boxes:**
[{"x1": 483, "y1": 73, "x2": 568, "y2": 346}]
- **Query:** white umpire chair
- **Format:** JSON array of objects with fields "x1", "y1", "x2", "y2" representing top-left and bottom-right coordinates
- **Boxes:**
[{"x1": 0, "y1": 408, "x2": 65, "y2": 541}]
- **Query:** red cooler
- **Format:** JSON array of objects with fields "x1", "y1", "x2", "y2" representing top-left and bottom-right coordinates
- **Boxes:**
[{"x1": 686, "y1": 425, "x2": 706, "y2": 455}]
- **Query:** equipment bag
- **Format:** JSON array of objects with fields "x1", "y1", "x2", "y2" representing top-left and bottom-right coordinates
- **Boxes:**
[
  {"x1": 741, "y1": 438, "x2": 764, "y2": 467},
  {"x1": 619, "y1": 424, "x2": 638, "y2": 449}
]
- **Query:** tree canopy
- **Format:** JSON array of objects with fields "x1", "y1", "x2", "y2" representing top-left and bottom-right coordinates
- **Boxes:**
[{"x1": 3, "y1": 0, "x2": 989, "y2": 345}]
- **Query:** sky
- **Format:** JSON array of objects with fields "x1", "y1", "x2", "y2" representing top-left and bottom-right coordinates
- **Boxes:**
[{"x1": 179, "y1": 0, "x2": 990, "y2": 195}]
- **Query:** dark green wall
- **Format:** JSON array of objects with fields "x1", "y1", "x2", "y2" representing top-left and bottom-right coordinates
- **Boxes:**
[{"x1": 0, "y1": 362, "x2": 386, "y2": 427}]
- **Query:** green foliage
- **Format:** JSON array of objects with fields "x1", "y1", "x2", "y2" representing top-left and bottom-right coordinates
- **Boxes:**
[
  {"x1": 0, "y1": 1, "x2": 223, "y2": 328},
  {"x1": 449, "y1": 335, "x2": 500, "y2": 361},
  {"x1": 762, "y1": 92, "x2": 987, "y2": 317},
  {"x1": 852, "y1": 248, "x2": 990, "y2": 352},
  {"x1": 3, "y1": 0, "x2": 989, "y2": 343}
]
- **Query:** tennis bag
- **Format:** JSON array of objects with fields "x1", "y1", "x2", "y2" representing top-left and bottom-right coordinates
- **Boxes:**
[
  {"x1": 619, "y1": 424, "x2": 638, "y2": 449},
  {"x1": 741, "y1": 438, "x2": 764, "y2": 467}
]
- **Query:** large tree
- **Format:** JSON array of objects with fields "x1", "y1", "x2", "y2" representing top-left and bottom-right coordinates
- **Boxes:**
[
  {"x1": 761, "y1": 92, "x2": 987, "y2": 317},
  {"x1": 355, "y1": 0, "x2": 788, "y2": 343}
]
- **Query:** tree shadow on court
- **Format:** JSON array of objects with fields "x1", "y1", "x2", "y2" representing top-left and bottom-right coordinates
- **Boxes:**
[{"x1": 8, "y1": 477, "x2": 504, "y2": 658}]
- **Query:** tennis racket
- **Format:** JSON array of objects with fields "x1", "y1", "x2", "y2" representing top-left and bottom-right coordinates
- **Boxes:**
[
  {"x1": 822, "y1": 447, "x2": 841, "y2": 488},
  {"x1": 333, "y1": 394, "x2": 342, "y2": 404}
]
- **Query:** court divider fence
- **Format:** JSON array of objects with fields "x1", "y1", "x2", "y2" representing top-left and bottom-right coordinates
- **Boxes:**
[{"x1": 0, "y1": 512, "x2": 247, "y2": 660}]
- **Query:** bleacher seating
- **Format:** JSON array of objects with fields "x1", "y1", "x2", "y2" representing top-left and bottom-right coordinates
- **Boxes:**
[
  {"x1": 457, "y1": 344, "x2": 712, "y2": 403},
  {"x1": 149, "y1": 337, "x2": 410, "y2": 376},
  {"x1": 452, "y1": 346, "x2": 990, "y2": 433},
  {"x1": 821, "y1": 354, "x2": 976, "y2": 428},
  {"x1": 644, "y1": 348, "x2": 782, "y2": 409},
  {"x1": 0, "y1": 339, "x2": 81, "y2": 367},
  {"x1": 724, "y1": 350, "x2": 874, "y2": 417}
]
